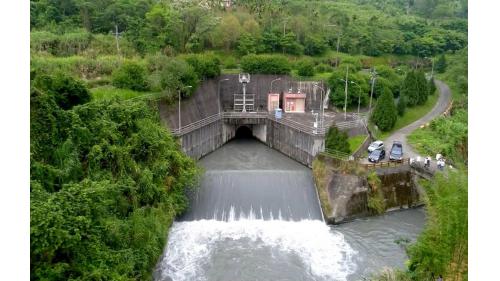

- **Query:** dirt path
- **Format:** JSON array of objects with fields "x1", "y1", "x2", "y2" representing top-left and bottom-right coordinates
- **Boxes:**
[{"x1": 371, "y1": 79, "x2": 452, "y2": 161}]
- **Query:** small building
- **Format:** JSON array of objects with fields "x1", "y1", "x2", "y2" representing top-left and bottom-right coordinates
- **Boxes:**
[
  {"x1": 267, "y1": 93, "x2": 280, "y2": 112},
  {"x1": 283, "y1": 88, "x2": 306, "y2": 113}
]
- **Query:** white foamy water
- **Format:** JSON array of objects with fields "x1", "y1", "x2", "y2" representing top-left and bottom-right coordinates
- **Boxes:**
[{"x1": 156, "y1": 218, "x2": 356, "y2": 281}]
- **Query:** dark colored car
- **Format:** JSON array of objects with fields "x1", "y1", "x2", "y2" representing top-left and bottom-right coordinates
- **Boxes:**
[
  {"x1": 389, "y1": 141, "x2": 403, "y2": 161},
  {"x1": 368, "y1": 149, "x2": 385, "y2": 163}
]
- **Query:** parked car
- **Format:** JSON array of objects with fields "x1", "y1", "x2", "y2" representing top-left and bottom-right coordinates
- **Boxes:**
[
  {"x1": 389, "y1": 141, "x2": 403, "y2": 161},
  {"x1": 368, "y1": 149, "x2": 385, "y2": 163},
  {"x1": 367, "y1": 140, "x2": 384, "y2": 153}
]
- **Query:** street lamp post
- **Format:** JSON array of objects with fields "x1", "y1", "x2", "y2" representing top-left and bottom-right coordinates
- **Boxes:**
[
  {"x1": 270, "y1": 77, "x2": 281, "y2": 93},
  {"x1": 178, "y1": 85, "x2": 192, "y2": 130},
  {"x1": 344, "y1": 65, "x2": 349, "y2": 120},
  {"x1": 313, "y1": 83, "x2": 325, "y2": 130},
  {"x1": 218, "y1": 78, "x2": 229, "y2": 115}
]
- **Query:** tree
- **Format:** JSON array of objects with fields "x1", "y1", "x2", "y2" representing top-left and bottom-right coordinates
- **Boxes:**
[
  {"x1": 435, "y1": 54, "x2": 447, "y2": 73},
  {"x1": 401, "y1": 71, "x2": 422, "y2": 107},
  {"x1": 371, "y1": 88, "x2": 398, "y2": 131},
  {"x1": 327, "y1": 69, "x2": 369, "y2": 109},
  {"x1": 182, "y1": 54, "x2": 221, "y2": 79},
  {"x1": 112, "y1": 62, "x2": 148, "y2": 91},
  {"x1": 415, "y1": 70, "x2": 429, "y2": 105},
  {"x1": 213, "y1": 14, "x2": 241, "y2": 50},
  {"x1": 280, "y1": 32, "x2": 303, "y2": 55},
  {"x1": 34, "y1": 73, "x2": 90, "y2": 110},
  {"x1": 325, "y1": 125, "x2": 350, "y2": 154},
  {"x1": 237, "y1": 33, "x2": 258, "y2": 55},
  {"x1": 397, "y1": 94, "x2": 407, "y2": 116},
  {"x1": 303, "y1": 35, "x2": 327, "y2": 56},
  {"x1": 428, "y1": 77, "x2": 437, "y2": 95},
  {"x1": 296, "y1": 59, "x2": 315, "y2": 77}
]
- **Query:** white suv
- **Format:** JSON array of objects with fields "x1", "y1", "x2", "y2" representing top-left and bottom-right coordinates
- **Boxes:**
[{"x1": 367, "y1": 140, "x2": 384, "y2": 153}]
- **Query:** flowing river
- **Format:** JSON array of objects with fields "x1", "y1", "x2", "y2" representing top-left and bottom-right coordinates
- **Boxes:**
[{"x1": 155, "y1": 138, "x2": 426, "y2": 281}]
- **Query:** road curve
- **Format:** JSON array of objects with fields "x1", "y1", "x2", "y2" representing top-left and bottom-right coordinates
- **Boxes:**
[{"x1": 378, "y1": 79, "x2": 452, "y2": 160}]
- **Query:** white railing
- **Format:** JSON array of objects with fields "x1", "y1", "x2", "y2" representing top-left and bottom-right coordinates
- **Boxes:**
[{"x1": 171, "y1": 111, "x2": 367, "y2": 137}]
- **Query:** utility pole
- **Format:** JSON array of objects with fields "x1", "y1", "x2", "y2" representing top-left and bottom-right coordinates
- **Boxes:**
[
  {"x1": 282, "y1": 19, "x2": 288, "y2": 55},
  {"x1": 336, "y1": 32, "x2": 341, "y2": 68},
  {"x1": 369, "y1": 68, "x2": 377, "y2": 113},
  {"x1": 344, "y1": 65, "x2": 349, "y2": 120},
  {"x1": 113, "y1": 24, "x2": 122, "y2": 57}
]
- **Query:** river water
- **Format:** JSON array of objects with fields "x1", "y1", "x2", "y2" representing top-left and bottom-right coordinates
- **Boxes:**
[{"x1": 155, "y1": 139, "x2": 426, "y2": 281}]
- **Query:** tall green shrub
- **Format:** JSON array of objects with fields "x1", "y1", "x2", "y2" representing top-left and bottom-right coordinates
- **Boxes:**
[
  {"x1": 296, "y1": 59, "x2": 315, "y2": 77},
  {"x1": 112, "y1": 62, "x2": 148, "y2": 91},
  {"x1": 325, "y1": 125, "x2": 351, "y2": 154},
  {"x1": 240, "y1": 54, "x2": 291, "y2": 74},
  {"x1": 435, "y1": 54, "x2": 447, "y2": 73},
  {"x1": 371, "y1": 88, "x2": 398, "y2": 131},
  {"x1": 34, "y1": 73, "x2": 90, "y2": 110}
]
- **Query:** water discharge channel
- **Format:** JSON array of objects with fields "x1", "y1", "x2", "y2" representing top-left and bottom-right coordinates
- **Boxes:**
[{"x1": 155, "y1": 138, "x2": 425, "y2": 281}]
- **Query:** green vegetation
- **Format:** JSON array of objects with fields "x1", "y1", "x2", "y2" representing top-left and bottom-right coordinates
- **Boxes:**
[
  {"x1": 325, "y1": 125, "x2": 351, "y2": 154},
  {"x1": 90, "y1": 86, "x2": 156, "y2": 101},
  {"x1": 372, "y1": 91, "x2": 439, "y2": 140},
  {"x1": 31, "y1": 77, "x2": 199, "y2": 279},
  {"x1": 371, "y1": 88, "x2": 398, "y2": 131},
  {"x1": 296, "y1": 59, "x2": 315, "y2": 77},
  {"x1": 348, "y1": 135, "x2": 367, "y2": 153},
  {"x1": 112, "y1": 61, "x2": 148, "y2": 91},
  {"x1": 367, "y1": 172, "x2": 385, "y2": 215},
  {"x1": 240, "y1": 54, "x2": 291, "y2": 74},
  {"x1": 312, "y1": 158, "x2": 333, "y2": 216},
  {"x1": 435, "y1": 54, "x2": 447, "y2": 73},
  {"x1": 33, "y1": 72, "x2": 90, "y2": 110},
  {"x1": 408, "y1": 108, "x2": 467, "y2": 164},
  {"x1": 407, "y1": 172, "x2": 468, "y2": 280}
]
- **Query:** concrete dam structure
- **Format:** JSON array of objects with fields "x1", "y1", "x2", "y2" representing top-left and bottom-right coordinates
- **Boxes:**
[{"x1": 159, "y1": 74, "x2": 365, "y2": 167}]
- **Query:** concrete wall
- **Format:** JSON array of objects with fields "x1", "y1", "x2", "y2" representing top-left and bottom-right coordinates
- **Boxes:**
[
  {"x1": 266, "y1": 119, "x2": 324, "y2": 167},
  {"x1": 179, "y1": 120, "x2": 224, "y2": 159},
  {"x1": 252, "y1": 124, "x2": 267, "y2": 143}
]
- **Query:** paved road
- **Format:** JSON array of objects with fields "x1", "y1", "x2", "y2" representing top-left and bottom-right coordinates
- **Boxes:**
[{"x1": 365, "y1": 79, "x2": 452, "y2": 162}]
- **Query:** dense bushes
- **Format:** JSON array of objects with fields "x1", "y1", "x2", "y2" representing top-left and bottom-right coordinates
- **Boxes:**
[
  {"x1": 112, "y1": 62, "x2": 148, "y2": 91},
  {"x1": 325, "y1": 125, "x2": 350, "y2": 153},
  {"x1": 30, "y1": 30, "x2": 92, "y2": 56},
  {"x1": 240, "y1": 54, "x2": 291, "y2": 74},
  {"x1": 371, "y1": 88, "x2": 398, "y2": 131},
  {"x1": 34, "y1": 73, "x2": 90, "y2": 110},
  {"x1": 296, "y1": 59, "x2": 315, "y2": 77},
  {"x1": 406, "y1": 172, "x2": 468, "y2": 280},
  {"x1": 30, "y1": 87, "x2": 199, "y2": 280},
  {"x1": 181, "y1": 54, "x2": 221, "y2": 79},
  {"x1": 408, "y1": 109, "x2": 468, "y2": 163}
]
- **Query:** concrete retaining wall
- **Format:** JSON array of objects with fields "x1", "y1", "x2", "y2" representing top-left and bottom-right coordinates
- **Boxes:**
[
  {"x1": 266, "y1": 119, "x2": 324, "y2": 167},
  {"x1": 179, "y1": 120, "x2": 224, "y2": 159}
]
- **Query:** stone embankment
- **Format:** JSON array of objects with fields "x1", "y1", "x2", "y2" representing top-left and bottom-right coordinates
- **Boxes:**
[{"x1": 313, "y1": 155, "x2": 425, "y2": 224}]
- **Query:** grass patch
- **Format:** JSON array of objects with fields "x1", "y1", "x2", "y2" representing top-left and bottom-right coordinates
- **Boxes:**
[
  {"x1": 371, "y1": 93, "x2": 439, "y2": 140},
  {"x1": 90, "y1": 86, "x2": 156, "y2": 101},
  {"x1": 348, "y1": 134, "x2": 367, "y2": 153}
]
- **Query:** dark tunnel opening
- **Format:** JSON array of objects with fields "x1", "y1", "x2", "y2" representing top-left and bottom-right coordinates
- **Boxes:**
[{"x1": 235, "y1": 126, "x2": 253, "y2": 139}]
